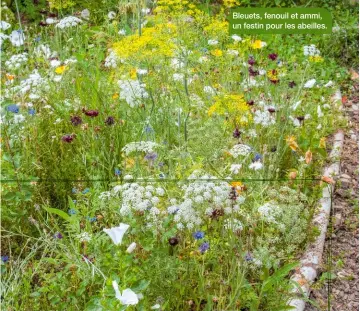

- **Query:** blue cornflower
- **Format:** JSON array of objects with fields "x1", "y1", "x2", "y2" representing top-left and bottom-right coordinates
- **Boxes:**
[
  {"x1": 144, "y1": 152, "x2": 158, "y2": 161},
  {"x1": 199, "y1": 242, "x2": 210, "y2": 254},
  {"x1": 68, "y1": 208, "x2": 77, "y2": 215},
  {"x1": 245, "y1": 252, "x2": 253, "y2": 262},
  {"x1": 193, "y1": 231, "x2": 205, "y2": 240},
  {"x1": 114, "y1": 168, "x2": 121, "y2": 176},
  {"x1": 7, "y1": 104, "x2": 19, "y2": 113},
  {"x1": 82, "y1": 188, "x2": 90, "y2": 194},
  {"x1": 1, "y1": 255, "x2": 9, "y2": 263},
  {"x1": 86, "y1": 216, "x2": 97, "y2": 223},
  {"x1": 201, "y1": 47, "x2": 208, "y2": 53},
  {"x1": 28, "y1": 108, "x2": 36, "y2": 116},
  {"x1": 144, "y1": 125, "x2": 153, "y2": 133},
  {"x1": 158, "y1": 162, "x2": 165, "y2": 167},
  {"x1": 72, "y1": 188, "x2": 78, "y2": 194},
  {"x1": 53, "y1": 232, "x2": 63, "y2": 239},
  {"x1": 34, "y1": 36, "x2": 41, "y2": 42},
  {"x1": 159, "y1": 173, "x2": 166, "y2": 179},
  {"x1": 253, "y1": 153, "x2": 262, "y2": 162}
]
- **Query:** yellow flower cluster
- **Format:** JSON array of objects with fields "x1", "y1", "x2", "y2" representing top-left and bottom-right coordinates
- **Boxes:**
[
  {"x1": 203, "y1": 19, "x2": 229, "y2": 38},
  {"x1": 309, "y1": 55, "x2": 324, "y2": 63},
  {"x1": 113, "y1": 23, "x2": 177, "y2": 60},
  {"x1": 208, "y1": 94, "x2": 251, "y2": 126},
  {"x1": 222, "y1": 0, "x2": 240, "y2": 8},
  {"x1": 154, "y1": 0, "x2": 202, "y2": 16},
  {"x1": 267, "y1": 69, "x2": 278, "y2": 81}
]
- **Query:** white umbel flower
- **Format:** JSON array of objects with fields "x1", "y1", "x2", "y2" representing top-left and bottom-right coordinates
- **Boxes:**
[
  {"x1": 56, "y1": 16, "x2": 82, "y2": 29},
  {"x1": 229, "y1": 144, "x2": 252, "y2": 158}
]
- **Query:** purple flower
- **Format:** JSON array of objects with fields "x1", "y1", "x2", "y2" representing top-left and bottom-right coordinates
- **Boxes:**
[
  {"x1": 168, "y1": 237, "x2": 179, "y2": 246},
  {"x1": 199, "y1": 242, "x2": 209, "y2": 254},
  {"x1": 61, "y1": 134, "x2": 74, "y2": 143},
  {"x1": 249, "y1": 67, "x2": 259, "y2": 77},
  {"x1": 245, "y1": 252, "x2": 253, "y2": 262},
  {"x1": 288, "y1": 81, "x2": 296, "y2": 88},
  {"x1": 144, "y1": 152, "x2": 158, "y2": 161},
  {"x1": 233, "y1": 128, "x2": 241, "y2": 138},
  {"x1": 71, "y1": 115, "x2": 82, "y2": 126},
  {"x1": 53, "y1": 232, "x2": 63, "y2": 239},
  {"x1": 83, "y1": 109, "x2": 99, "y2": 117},
  {"x1": 105, "y1": 116, "x2": 115, "y2": 126},
  {"x1": 268, "y1": 53, "x2": 278, "y2": 61},
  {"x1": 248, "y1": 56, "x2": 255, "y2": 65},
  {"x1": 193, "y1": 231, "x2": 205, "y2": 240}
]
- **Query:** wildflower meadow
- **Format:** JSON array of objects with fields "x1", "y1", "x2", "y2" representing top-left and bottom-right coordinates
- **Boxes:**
[{"x1": 1, "y1": 0, "x2": 358, "y2": 310}]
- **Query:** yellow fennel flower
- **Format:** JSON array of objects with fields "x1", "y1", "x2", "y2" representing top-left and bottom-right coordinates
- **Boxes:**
[
  {"x1": 211, "y1": 49, "x2": 223, "y2": 57},
  {"x1": 251, "y1": 40, "x2": 266, "y2": 49},
  {"x1": 55, "y1": 65, "x2": 68, "y2": 74}
]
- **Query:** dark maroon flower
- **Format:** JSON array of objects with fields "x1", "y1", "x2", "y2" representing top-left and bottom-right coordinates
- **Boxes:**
[
  {"x1": 249, "y1": 67, "x2": 259, "y2": 77},
  {"x1": 39, "y1": 21, "x2": 48, "y2": 27},
  {"x1": 270, "y1": 79, "x2": 279, "y2": 84},
  {"x1": 267, "y1": 107, "x2": 276, "y2": 113},
  {"x1": 83, "y1": 109, "x2": 99, "y2": 117},
  {"x1": 268, "y1": 53, "x2": 278, "y2": 61},
  {"x1": 229, "y1": 187, "x2": 238, "y2": 201},
  {"x1": 62, "y1": 134, "x2": 74, "y2": 143},
  {"x1": 248, "y1": 56, "x2": 255, "y2": 66},
  {"x1": 71, "y1": 115, "x2": 82, "y2": 126},
  {"x1": 211, "y1": 209, "x2": 224, "y2": 220},
  {"x1": 246, "y1": 100, "x2": 255, "y2": 106},
  {"x1": 233, "y1": 128, "x2": 241, "y2": 138},
  {"x1": 288, "y1": 81, "x2": 296, "y2": 88},
  {"x1": 296, "y1": 116, "x2": 305, "y2": 124},
  {"x1": 48, "y1": 13, "x2": 57, "y2": 18},
  {"x1": 105, "y1": 116, "x2": 115, "y2": 126},
  {"x1": 168, "y1": 237, "x2": 179, "y2": 246}
]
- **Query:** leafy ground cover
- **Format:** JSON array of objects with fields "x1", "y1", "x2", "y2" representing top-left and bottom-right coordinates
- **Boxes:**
[{"x1": 0, "y1": 1, "x2": 357, "y2": 310}]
